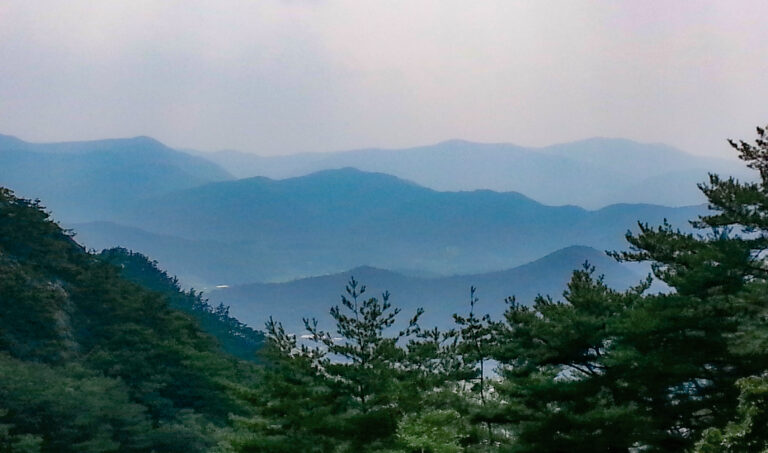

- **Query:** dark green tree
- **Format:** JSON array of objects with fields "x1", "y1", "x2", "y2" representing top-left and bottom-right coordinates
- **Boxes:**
[
  {"x1": 695, "y1": 373, "x2": 768, "y2": 452},
  {"x1": 227, "y1": 318, "x2": 336, "y2": 452},
  {"x1": 614, "y1": 125, "x2": 768, "y2": 449},
  {"x1": 233, "y1": 277, "x2": 449, "y2": 452},
  {"x1": 452, "y1": 287, "x2": 503, "y2": 450},
  {"x1": 483, "y1": 124, "x2": 768, "y2": 451},
  {"x1": 490, "y1": 266, "x2": 650, "y2": 452},
  {"x1": 302, "y1": 277, "x2": 424, "y2": 451}
]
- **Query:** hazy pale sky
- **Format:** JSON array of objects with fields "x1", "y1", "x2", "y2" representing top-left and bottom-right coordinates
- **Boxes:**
[{"x1": 1, "y1": 1, "x2": 767, "y2": 157}]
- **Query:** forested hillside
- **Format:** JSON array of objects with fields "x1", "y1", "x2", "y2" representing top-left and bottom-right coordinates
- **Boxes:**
[
  {"x1": 97, "y1": 248, "x2": 265, "y2": 362},
  {"x1": 0, "y1": 188, "x2": 259, "y2": 452},
  {"x1": 2, "y1": 126, "x2": 768, "y2": 452}
]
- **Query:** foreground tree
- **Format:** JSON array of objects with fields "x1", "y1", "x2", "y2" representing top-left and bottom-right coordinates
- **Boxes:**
[
  {"x1": 452, "y1": 287, "x2": 504, "y2": 449},
  {"x1": 487, "y1": 125, "x2": 768, "y2": 451},
  {"x1": 396, "y1": 409, "x2": 467, "y2": 453},
  {"x1": 233, "y1": 278, "x2": 454, "y2": 452},
  {"x1": 695, "y1": 373, "x2": 768, "y2": 452},
  {"x1": 616, "y1": 125, "x2": 768, "y2": 448},
  {"x1": 227, "y1": 320, "x2": 335, "y2": 452},
  {"x1": 491, "y1": 267, "x2": 650, "y2": 452}
]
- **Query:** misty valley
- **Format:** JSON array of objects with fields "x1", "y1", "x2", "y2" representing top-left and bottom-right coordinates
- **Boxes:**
[{"x1": 3, "y1": 127, "x2": 768, "y2": 452}]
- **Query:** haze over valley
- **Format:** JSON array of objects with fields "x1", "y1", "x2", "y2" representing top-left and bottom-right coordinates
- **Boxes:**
[
  {"x1": 1, "y1": 133, "x2": 714, "y2": 291},
  {"x1": 199, "y1": 138, "x2": 750, "y2": 208},
  {"x1": 0, "y1": 130, "x2": 722, "y2": 331}
]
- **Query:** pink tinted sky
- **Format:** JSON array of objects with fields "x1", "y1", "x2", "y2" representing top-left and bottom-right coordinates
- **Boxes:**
[{"x1": 0, "y1": 0, "x2": 766, "y2": 157}]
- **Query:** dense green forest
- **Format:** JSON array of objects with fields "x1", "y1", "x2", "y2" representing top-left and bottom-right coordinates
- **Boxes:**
[
  {"x1": 97, "y1": 248, "x2": 264, "y2": 362},
  {"x1": 0, "y1": 188, "x2": 262, "y2": 451},
  {"x1": 2, "y1": 126, "x2": 768, "y2": 451}
]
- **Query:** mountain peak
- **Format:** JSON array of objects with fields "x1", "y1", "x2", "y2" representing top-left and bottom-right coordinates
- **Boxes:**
[
  {"x1": 547, "y1": 244, "x2": 604, "y2": 256},
  {"x1": 292, "y1": 167, "x2": 422, "y2": 188},
  {"x1": 0, "y1": 133, "x2": 28, "y2": 149},
  {"x1": 0, "y1": 133, "x2": 174, "y2": 155},
  {"x1": 345, "y1": 265, "x2": 403, "y2": 278},
  {"x1": 123, "y1": 135, "x2": 165, "y2": 147},
  {"x1": 435, "y1": 139, "x2": 476, "y2": 147},
  {"x1": 527, "y1": 245, "x2": 611, "y2": 266}
]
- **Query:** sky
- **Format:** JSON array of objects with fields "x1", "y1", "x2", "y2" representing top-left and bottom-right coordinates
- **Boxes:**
[{"x1": 1, "y1": 1, "x2": 767, "y2": 157}]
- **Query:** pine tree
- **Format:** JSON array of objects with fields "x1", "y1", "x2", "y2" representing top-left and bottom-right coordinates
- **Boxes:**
[
  {"x1": 695, "y1": 373, "x2": 768, "y2": 452},
  {"x1": 490, "y1": 265, "x2": 650, "y2": 452},
  {"x1": 486, "y1": 125, "x2": 768, "y2": 451},
  {"x1": 227, "y1": 319, "x2": 336, "y2": 452},
  {"x1": 613, "y1": 125, "x2": 768, "y2": 448},
  {"x1": 452, "y1": 286, "x2": 502, "y2": 449},
  {"x1": 235, "y1": 277, "x2": 435, "y2": 452}
]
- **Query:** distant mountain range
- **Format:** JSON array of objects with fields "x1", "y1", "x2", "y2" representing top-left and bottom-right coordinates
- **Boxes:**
[
  {"x1": 82, "y1": 167, "x2": 702, "y2": 285},
  {"x1": 0, "y1": 133, "x2": 232, "y2": 222},
  {"x1": 207, "y1": 245, "x2": 642, "y2": 332},
  {"x1": 0, "y1": 133, "x2": 711, "y2": 287},
  {"x1": 195, "y1": 138, "x2": 751, "y2": 208}
]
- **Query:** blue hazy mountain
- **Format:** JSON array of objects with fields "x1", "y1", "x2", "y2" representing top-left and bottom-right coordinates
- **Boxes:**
[
  {"x1": 207, "y1": 245, "x2": 642, "y2": 332},
  {"x1": 69, "y1": 220, "x2": 288, "y2": 288},
  {"x1": 79, "y1": 167, "x2": 706, "y2": 285},
  {"x1": 0, "y1": 133, "x2": 233, "y2": 222},
  {"x1": 1, "y1": 132, "x2": 711, "y2": 287},
  {"x1": 197, "y1": 138, "x2": 749, "y2": 208}
]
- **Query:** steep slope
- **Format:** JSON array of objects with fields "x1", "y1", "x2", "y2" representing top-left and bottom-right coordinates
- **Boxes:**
[
  {"x1": 69, "y1": 221, "x2": 246, "y2": 287},
  {"x1": 98, "y1": 247, "x2": 264, "y2": 362},
  {"x1": 208, "y1": 246, "x2": 641, "y2": 332},
  {"x1": 98, "y1": 168, "x2": 704, "y2": 284},
  {"x1": 197, "y1": 138, "x2": 750, "y2": 208},
  {"x1": 0, "y1": 187, "x2": 258, "y2": 452},
  {"x1": 0, "y1": 133, "x2": 233, "y2": 222}
]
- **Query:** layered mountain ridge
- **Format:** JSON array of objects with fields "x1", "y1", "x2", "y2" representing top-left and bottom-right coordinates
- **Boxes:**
[
  {"x1": 1, "y1": 132, "x2": 711, "y2": 287},
  {"x1": 196, "y1": 137, "x2": 750, "y2": 208},
  {"x1": 72, "y1": 166, "x2": 704, "y2": 285},
  {"x1": 0, "y1": 133, "x2": 232, "y2": 222},
  {"x1": 208, "y1": 245, "x2": 641, "y2": 332}
]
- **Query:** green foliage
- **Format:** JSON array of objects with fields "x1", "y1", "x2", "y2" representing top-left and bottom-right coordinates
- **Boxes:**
[
  {"x1": 695, "y1": 375, "x2": 768, "y2": 453},
  {"x1": 231, "y1": 277, "x2": 462, "y2": 452},
  {"x1": 621, "y1": 126, "x2": 768, "y2": 448},
  {"x1": 0, "y1": 408, "x2": 42, "y2": 453},
  {"x1": 0, "y1": 353, "x2": 150, "y2": 452},
  {"x1": 453, "y1": 287, "x2": 494, "y2": 403},
  {"x1": 450, "y1": 287, "x2": 504, "y2": 449},
  {"x1": 98, "y1": 247, "x2": 265, "y2": 361},
  {"x1": 490, "y1": 266, "x2": 650, "y2": 452},
  {"x1": 0, "y1": 188, "x2": 259, "y2": 451},
  {"x1": 396, "y1": 409, "x2": 467, "y2": 453},
  {"x1": 227, "y1": 318, "x2": 338, "y2": 452}
]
